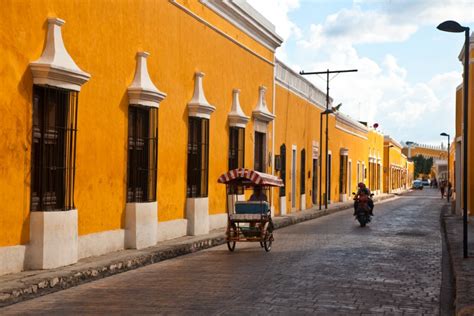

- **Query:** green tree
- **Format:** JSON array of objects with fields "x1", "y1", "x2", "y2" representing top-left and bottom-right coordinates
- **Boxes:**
[
  {"x1": 423, "y1": 157, "x2": 433, "y2": 174},
  {"x1": 413, "y1": 155, "x2": 425, "y2": 178}
]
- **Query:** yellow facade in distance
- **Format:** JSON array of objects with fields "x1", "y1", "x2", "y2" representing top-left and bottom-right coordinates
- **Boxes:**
[{"x1": 384, "y1": 137, "x2": 408, "y2": 193}]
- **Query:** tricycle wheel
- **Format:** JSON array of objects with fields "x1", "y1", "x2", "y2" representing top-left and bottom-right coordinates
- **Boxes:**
[
  {"x1": 264, "y1": 234, "x2": 273, "y2": 252},
  {"x1": 263, "y1": 222, "x2": 273, "y2": 252},
  {"x1": 227, "y1": 241, "x2": 236, "y2": 252}
]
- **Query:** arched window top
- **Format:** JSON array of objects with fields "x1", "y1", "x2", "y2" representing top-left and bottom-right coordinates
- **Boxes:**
[
  {"x1": 128, "y1": 52, "x2": 166, "y2": 108},
  {"x1": 30, "y1": 18, "x2": 90, "y2": 91}
]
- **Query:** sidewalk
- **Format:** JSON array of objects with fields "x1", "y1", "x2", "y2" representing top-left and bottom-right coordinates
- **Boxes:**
[
  {"x1": 443, "y1": 208, "x2": 474, "y2": 316},
  {"x1": 0, "y1": 193, "x2": 396, "y2": 307}
]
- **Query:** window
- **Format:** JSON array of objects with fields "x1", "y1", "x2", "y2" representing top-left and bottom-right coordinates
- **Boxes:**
[
  {"x1": 339, "y1": 155, "x2": 348, "y2": 194},
  {"x1": 229, "y1": 127, "x2": 244, "y2": 194},
  {"x1": 187, "y1": 117, "x2": 209, "y2": 198},
  {"x1": 31, "y1": 85, "x2": 78, "y2": 212},
  {"x1": 279, "y1": 144, "x2": 286, "y2": 197},
  {"x1": 254, "y1": 132, "x2": 266, "y2": 172},
  {"x1": 127, "y1": 106, "x2": 158, "y2": 203},
  {"x1": 229, "y1": 127, "x2": 244, "y2": 170},
  {"x1": 300, "y1": 149, "x2": 306, "y2": 194}
]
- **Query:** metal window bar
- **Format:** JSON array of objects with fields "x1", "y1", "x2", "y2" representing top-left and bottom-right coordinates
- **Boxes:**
[
  {"x1": 279, "y1": 144, "x2": 286, "y2": 197},
  {"x1": 300, "y1": 149, "x2": 306, "y2": 192},
  {"x1": 228, "y1": 127, "x2": 245, "y2": 195},
  {"x1": 187, "y1": 117, "x2": 209, "y2": 198},
  {"x1": 127, "y1": 106, "x2": 158, "y2": 203},
  {"x1": 31, "y1": 85, "x2": 78, "y2": 212}
]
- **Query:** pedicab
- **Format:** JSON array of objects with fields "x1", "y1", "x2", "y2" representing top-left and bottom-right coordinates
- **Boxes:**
[{"x1": 217, "y1": 168, "x2": 284, "y2": 252}]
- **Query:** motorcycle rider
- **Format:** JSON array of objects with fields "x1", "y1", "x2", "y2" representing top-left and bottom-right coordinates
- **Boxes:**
[{"x1": 353, "y1": 182, "x2": 374, "y2": 216}]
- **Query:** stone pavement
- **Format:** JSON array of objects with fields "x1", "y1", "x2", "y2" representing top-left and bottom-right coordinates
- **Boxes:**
[
  {"x1": 1, "y1": 190, "x2": 443, "y2": 315},
  {"x1": 443, "y1": 207, "x2": 474, "y2": 316},
  {"x1": 0, "y1": 193, "x2": 395, "y2": 308}
]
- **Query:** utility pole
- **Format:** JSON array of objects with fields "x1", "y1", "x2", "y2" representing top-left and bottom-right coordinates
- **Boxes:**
[{"x1": 299, "y1": 69, "x2": 357, "y2": 209}]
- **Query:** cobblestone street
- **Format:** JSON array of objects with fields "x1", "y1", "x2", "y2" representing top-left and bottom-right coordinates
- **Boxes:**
[{"x1": 2, "y1": 189, "x2": 444, "y2": 315}]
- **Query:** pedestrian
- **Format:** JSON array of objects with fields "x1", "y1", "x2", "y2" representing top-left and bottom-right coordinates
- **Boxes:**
[
  {"x1": 447, "y1": 181, "x2": 452, "y2": 200},
  {"x1": 440, "y1": 180, "x2": 445, "y2": 199}
]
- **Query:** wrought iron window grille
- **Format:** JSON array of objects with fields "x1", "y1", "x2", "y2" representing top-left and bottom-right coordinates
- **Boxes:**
[
  {"x1": 127, "y1": 105, "x2": 158, "y2": 203},
  {"x1": 31, "y1": 85, "x2": 78, "y2": 212}
]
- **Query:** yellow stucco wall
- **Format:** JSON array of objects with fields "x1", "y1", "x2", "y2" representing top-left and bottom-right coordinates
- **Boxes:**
[
  {"x1": 273, "y1": 84, "x2": 324, "y2": 214},
  {"x1": 0, "y1": 0, "x2": 275, "y2": 246},
  {"x1": 331, "y1": 118, "x2": 369, "y2": 198}
]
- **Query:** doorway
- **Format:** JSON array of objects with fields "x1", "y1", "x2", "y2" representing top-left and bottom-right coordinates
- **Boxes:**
[
  {"x1": 312, "y1": 158, "x2": 318, "y2": 205},
  {"x1": 291, "y1": 147, "x2": 296, "y2": 209}
]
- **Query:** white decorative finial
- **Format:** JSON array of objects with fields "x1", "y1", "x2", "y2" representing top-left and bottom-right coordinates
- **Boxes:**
[
  {"x1": 228, "y1": 89, "x2": 249, "y2": 128},
  {"x1": 128, "y1": 52, "x2": 166, "y2": 108},
  {"x1": 188, "y1": 72, "x2": 216, "y2": 119},
  {"x1": 30, "y1": 17, "x2": 90, "y2": 91},
  {"x1": 252, "y1": 85, "x2": 275, "y2": 122}
]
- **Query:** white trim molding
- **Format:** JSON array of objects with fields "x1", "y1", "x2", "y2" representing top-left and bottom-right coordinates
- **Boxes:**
[
  {"x1": 79, "y1": 229, "x2": 125, "y2": 259},
  {"x1": 186, "y1": 197, "x2": 210, "y2": 235},
  {"x1": 128, "y1": 52, "x2": 166, "y2": 108},
  {"x1": 199, "y1": 0, "x2": 283, "y2": 51},
  {"x1": 252, "y1": 86, "x2": 275, "y2": 122},
  {"x1": 157, "y1": 219, "x2": 188, "y2": 242},
  {"x1": 275, "y1": 60, "x2": 329, "y2": 110},
  {"x1": 26, "y1": 209, "x2": 78, "y2": 269},
  {"x1": 209, "y1": 213, "x2": 228, "y2": 230},
  {"x1": 125, "y1": 202, "x2": 158, "y2": 250},
  {"x1": 335, "y1": 112, "x2": 369, "y2": 134},
  {"x1": 30, "y1": 18, "x2": 90, "y2": 91},
  {"x1": 228, "y1": 89, "x2": 250, "y2": 127},
  {"x1": 188, "y1": 72, "x2": 216, "y2": 119},
  {"x1": 0, "y1": 245, "x2": 26, "y2": 276},
  {"x1": 335, "y1": 124, "x2": 368, "y2": 140}
]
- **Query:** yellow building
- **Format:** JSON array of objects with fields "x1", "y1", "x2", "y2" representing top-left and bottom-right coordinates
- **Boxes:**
[
  {"x1": 452, "y1": 33, "x2": 474, "y2": 216},
  {"x1": 0, "y1": 0, "x2": 408, "y2": 276},
  {"x1": 384, "y1": 137, "x2": 409, "y2": 193}
]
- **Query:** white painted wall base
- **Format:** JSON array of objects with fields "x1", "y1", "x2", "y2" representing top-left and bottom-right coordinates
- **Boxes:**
[
  {"x1": 26, "y1": 209, "x2": 78, "y2": 270},
  {"x1": 280, "y1": 196, "x2": 287, "y2": 215},
  {"x1": 300, "y1": 194, "x2": 306, "y2": 210},
  {"x1": 157, "y1": 219, "x2": 188, "y2": 242},
  {"x1": 0, "y1": 245, "x2": 26, "y2": 276},
  {"x1": 209, "y1": 213, "x2": 228, "y2": 230},
  {"x1": 78, "y1": 229, "x2": 125, "y2": 259},
  {"x1": 125, "y1": 202, "x2": 158, "y2": 250},
  {"x1": 186, "y1": 197, "x2": 209, "y2": 235},
  {"x1": 339, "y1": 193, "x2": 348, "y2": 202}
]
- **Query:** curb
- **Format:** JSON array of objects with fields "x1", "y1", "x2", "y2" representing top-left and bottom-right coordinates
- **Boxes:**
[
  {"x1": 441, "y1": 207, "x2": 474, "y2": 316},
  {"x1": 0, "y1": 193, "x2": 395, "y2": 308}
]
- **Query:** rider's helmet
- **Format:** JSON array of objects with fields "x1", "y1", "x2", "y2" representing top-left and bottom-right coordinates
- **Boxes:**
[{"x1": 358, "y1": 182, "x2": 365, "y2": 188}]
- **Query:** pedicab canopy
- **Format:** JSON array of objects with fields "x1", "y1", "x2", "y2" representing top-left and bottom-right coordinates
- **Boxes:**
[{"x1": 218, "y1": 168, "x2": 284, "y2": 187}]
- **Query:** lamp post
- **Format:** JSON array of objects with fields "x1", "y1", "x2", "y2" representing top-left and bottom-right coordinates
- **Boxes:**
[
  {"x1": 319, "y1": 108, "x2": 333, "y2": 210},
  {"x1": 437, "y1": 20, "x2": 470, "y2": 258},
  {"x1": 300, "y1": 68, "x2": 357, "y2": 210},
  {"x1": 440, "y1": 132, "x2": 451, "y2": 202}
]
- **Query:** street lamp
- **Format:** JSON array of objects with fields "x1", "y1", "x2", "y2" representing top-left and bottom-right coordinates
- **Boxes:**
[
  {"x1": 300, "y1": 68, "x2": 357, "y2": 210},
  {"x1": 437, "y1": 20, "x2": 470, "y2": 258},
  {"x1": 440, "y1": 132, "x2": 451, "y2": 203},
  {"x1": 319, "y1": 108, "x2": 333, "y2": 210}
]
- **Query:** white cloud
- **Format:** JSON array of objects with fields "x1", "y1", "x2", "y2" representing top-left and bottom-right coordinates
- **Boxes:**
[{"x1": 245, "y1": 0, "x2": 466, "y2": 143}]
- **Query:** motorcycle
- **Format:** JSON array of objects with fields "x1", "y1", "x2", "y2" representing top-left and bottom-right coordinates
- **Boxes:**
[{"x1": 352, "y1": 192, "x2": 374, "y2": 227}]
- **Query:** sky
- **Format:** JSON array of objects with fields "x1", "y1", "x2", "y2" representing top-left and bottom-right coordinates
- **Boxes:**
[{"x1": 247, "y1": 0, "x2": 474, "y2": 146}]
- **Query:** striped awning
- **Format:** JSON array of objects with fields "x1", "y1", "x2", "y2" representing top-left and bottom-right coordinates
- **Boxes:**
[{"x1": 217, "y1": 168, "x2": 284, "y2": 187}]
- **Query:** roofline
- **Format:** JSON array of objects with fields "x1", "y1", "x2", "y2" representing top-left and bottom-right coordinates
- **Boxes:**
[
  {"x1": 200, "y1": 0, "x2": 283, "y2": 51},
  {"x1": 275, "y1": 58, "x2": 332, "y2": 111}
]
